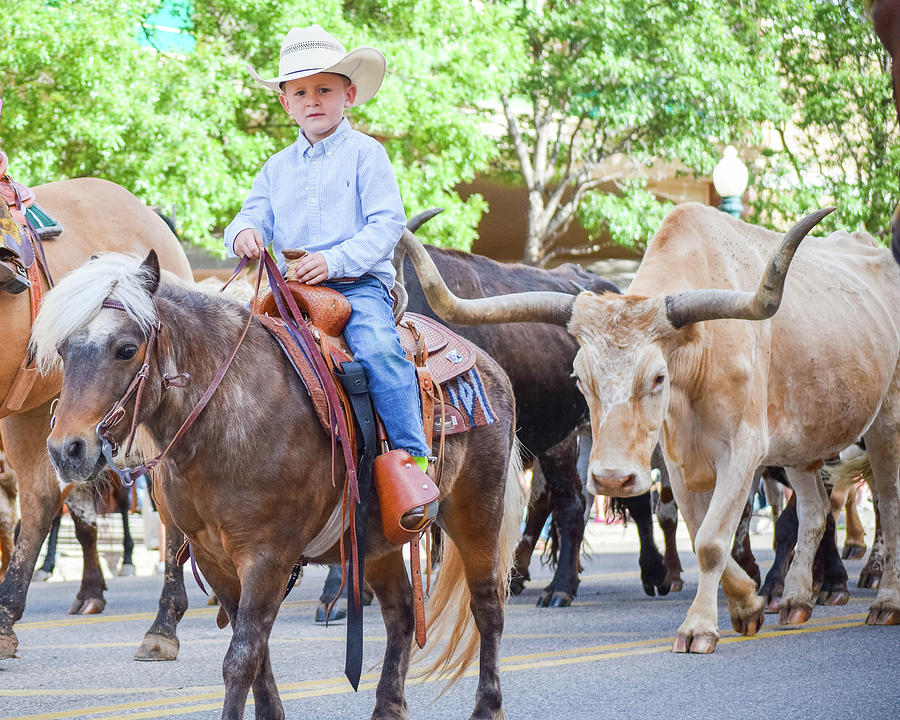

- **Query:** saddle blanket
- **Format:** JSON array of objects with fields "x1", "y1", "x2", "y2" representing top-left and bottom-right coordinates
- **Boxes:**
[{"x1": 25, "y1": 204, "x2": 62, "y2": 239}]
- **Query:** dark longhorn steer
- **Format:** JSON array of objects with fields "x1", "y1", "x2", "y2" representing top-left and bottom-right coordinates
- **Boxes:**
[{"x1": 400, "y1": 239, "x2": 674, "y2": 605}]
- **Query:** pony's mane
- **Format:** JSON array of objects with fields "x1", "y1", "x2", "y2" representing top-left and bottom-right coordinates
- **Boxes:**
[{"x1": 30, "y1": 253, "x2": 160, "y2": 374}]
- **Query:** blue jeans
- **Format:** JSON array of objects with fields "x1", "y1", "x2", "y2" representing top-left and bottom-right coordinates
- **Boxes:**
[{"x1": 325, "y1": 275, "x2": 430, "y2": 457}]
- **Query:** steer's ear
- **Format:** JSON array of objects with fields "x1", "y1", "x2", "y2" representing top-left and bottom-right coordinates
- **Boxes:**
[{"x1": 140, "y1": 250, "x2": 161, "y2": 296}]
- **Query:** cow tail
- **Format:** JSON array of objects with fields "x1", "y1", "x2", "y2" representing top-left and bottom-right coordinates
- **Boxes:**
[{"x1": 412, "y1": 437, "x2": 527, "y2": 691}]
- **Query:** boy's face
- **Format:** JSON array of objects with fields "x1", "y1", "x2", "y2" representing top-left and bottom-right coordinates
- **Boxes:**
[{"x1": 280, "y1": 73, "x2": 356, "y2": 144}]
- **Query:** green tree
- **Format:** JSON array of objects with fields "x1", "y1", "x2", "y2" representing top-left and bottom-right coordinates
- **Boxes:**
[
  {"x1": 493, "y1": 0, "x2": 786, "y2": 264},
  {"x1": 0, "y1": 0, "x2": 514, "y2": 251},
  {"x1": 747, "y1": 0, "x2": 899, "y2": 243}
]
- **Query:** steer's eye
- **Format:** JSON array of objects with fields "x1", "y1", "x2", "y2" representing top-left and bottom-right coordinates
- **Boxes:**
[{"x1": 115, "y1": 344, "x2": 138, "y2": 360}]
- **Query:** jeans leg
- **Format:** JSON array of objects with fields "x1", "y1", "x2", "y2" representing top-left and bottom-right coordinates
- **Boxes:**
[{"x1": 334, "y1": 278, "x2": 430, "y2": 457}]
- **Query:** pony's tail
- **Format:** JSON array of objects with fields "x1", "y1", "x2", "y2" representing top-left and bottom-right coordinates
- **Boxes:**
[{"x1": 412, "y1": 437, "x2": 527, "y2": 691}]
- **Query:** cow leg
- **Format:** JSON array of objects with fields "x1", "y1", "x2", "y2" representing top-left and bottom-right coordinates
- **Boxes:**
[
  {"x1": 670, "y1": 458, "x2": 763, "y2": 654},
  {"x1": 653, "y1": 445, "x2": 683, "y2": 592},
  {"x1": 366, "y1": 550, "x2": 414, "y2": 720},
  {"x1": 33, "y1": 512, "x2": 61, "y2": 581},
  {"x1": 622, "y1": 492, "x2": 669, "y2": 596},
  {"x1": 536, "y1": 436, "x2": 585, "y2": 608},
  {"x1": 760, "y1": 493, "x2": 798, "y2": 612},
  {"x1": 509, "y1": 466, "x2": 551, "y2": 597},
  {"x1": 0, "y1": 403, "x2": 61, "y2": 659},
  {"x1": 859, "y1": 492, "x2": 884, "y2": 589},
  {"x1": 731, "y1": 472, "x2": 762, "y2": 589},
  {"x1": 860, "y1": 427, "x2": 900, "y2": 625},
  {"x1": 779, "y1": 468, "x2": 828, "y2": 625},
  {"x1": 66, "y1": 490, "x2": 107, "y2": 615},
  {"x1": 814, "y1": 512, "x2": 849, "y2": 606},
  {"x1": 841, "y1": 487, "x2": 867, "y2": 559}
]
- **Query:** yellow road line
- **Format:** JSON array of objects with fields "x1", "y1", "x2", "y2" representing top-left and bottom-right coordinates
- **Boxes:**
[{"x1": 0, "y1": 615, "x2": 869, "y2": 720}]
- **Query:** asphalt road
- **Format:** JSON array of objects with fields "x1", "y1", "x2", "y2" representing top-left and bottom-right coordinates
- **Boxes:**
[{"x1": 1, "y1": 519, "x2": 897, "y2": 720}]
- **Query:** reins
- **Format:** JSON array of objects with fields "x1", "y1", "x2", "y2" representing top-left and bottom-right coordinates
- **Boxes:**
[{"x1": 87, "y1": 258, "x2": 266, "y2": 486}]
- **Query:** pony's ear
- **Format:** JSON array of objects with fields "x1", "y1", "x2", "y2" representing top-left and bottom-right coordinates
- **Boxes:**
[{"x1": 140, "y1": 250, "x2": 161, "y2": 296}]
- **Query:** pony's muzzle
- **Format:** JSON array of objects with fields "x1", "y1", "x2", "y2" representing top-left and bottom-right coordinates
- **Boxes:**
[{"x1": 47, "y1": 434, "x2": 102, "y2": 482}]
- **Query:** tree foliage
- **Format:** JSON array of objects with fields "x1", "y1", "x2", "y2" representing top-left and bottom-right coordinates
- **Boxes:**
[
  {"x1": 0, "y1": 0, "x2": 513, "y2": 251},
  {"x1": 1, "y1": 1, "x2": 895, "y2": 259}
]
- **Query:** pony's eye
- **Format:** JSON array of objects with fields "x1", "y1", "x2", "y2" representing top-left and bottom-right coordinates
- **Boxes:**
[{"x1": 115, "y1": 344, "x2": 138, "y2": 361}]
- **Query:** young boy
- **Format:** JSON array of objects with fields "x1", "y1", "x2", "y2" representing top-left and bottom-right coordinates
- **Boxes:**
[{"x1": 225, "y1": 25, "x2": 434, "y2": 532}]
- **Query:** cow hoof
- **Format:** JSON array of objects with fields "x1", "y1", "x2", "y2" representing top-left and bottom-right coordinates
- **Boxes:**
[
  {"x1": 0, "y1": 632, "x2": 18, "y2": 660},
  {"x1": 673, "y1": 632, "x2": 717, "y2": 654},
  {"x1": 778, "y1": 604, "x2": 812, "y2": 625},
  {"x1": 31, "y1": 569, "x2": 52, "y2": 583},
  {"x1": 865, "y1": 608, "x2": 900, "y2": 625},
  {"x1": 509, "y1": 577, "x2": 526, "y2": 596},
  {"x1": 207, "y1": 593, "x2": 219, "y2": 606},
  {"x1": 134, "y1": 633, "x2": 179, "y2": 661},
  {"x1": 763, "y1": 594, "x2": 782, "y2": 613},
  {"x1": 548, "y1": 592, "x2": 573, "y2": 608},
  {"x1": 315, "y1": 602, "x2": 346, "y2": 623},
  {"x1": 535, "y1": 592, "x2": 551, "y2": 608},
  {"x1": 731, "y1": 609, "x2": 764, "y2": 636},
  {"x1": 818, "y1": 589, "x2": 850, "y2": 606},
  {"x1": 79, "y1": 598, "x2": 107, "y2": 615},
  {"x1": 841, "y1": 542, "x2": 866, "y2": 560},
  {"x1": 667, "y1": 577, "x2": 683, "y2": 593},
  {"x1": 118, "y1": 563, "x2": 136, "y2": 577},
  {"x1": 69, "y1": 597, "x2": 106, "y2": 615},
  {"x1": 858, "y1": 572, "x2": 881, "y2": 590}
]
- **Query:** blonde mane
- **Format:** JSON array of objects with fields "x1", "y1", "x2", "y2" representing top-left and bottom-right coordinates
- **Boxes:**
[{"x1": 30, "y1": 253, "x2": 159, "y2": 374}]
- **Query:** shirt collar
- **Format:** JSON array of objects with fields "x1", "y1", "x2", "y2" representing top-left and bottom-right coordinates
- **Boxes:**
[{"x1": 299, "y1": 117, "x2": 350, "y2": 158}]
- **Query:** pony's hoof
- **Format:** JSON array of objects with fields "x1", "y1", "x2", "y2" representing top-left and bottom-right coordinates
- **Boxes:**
[
  {"x1": 731, "y1": 609, "x2": 764, "y2": 636},
  {"x1": 548, "y1": 591, "x2": 574, "y2": 608},
  {"x1": 31, "y1": 569, "x2": 52, "y2": 583},
  {"x1": 673, "y1": 632, "x2": 717, "y2": 654},
  {"x1": 841, "y1": 542, "x2": 866, "y2": 560},
  {"x1": 134, "y1": 633, "x2": 179, "y2": 661},
  {"x1": 866, "y1": 607, "x2": 900, "y2": 625},
  {"x1": 779, "y1": 603, "x2": 812, "y2": 625},
  {"x1": 0, "y1": 632, "x2": 18, "y2": 660},
  {"x1": 118, "y1": 563, "x2": 136, "y2": 577}
]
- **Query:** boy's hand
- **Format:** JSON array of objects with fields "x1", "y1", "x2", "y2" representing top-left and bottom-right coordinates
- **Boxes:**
[
  {"x1": 292, "y1": 252, "x2": 329, "y2": 285},
  {"x1": 233, "y1": 228, "x2": 264, "y2": 259}
]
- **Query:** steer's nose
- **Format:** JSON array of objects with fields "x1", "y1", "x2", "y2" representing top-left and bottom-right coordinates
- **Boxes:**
[
  {"x1": 589, "y1": 466, "x2": 639, "y2": 497},
  {"x1": 48, "y1": 437, "x2": 87, "y2": 473}
]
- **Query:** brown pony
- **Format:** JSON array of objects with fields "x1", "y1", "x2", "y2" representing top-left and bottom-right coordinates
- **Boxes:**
[
  {"x1": 0, "y1": 178, "x2": 193, "y2": 661},
  {"x1": 34, "y1": 251, "x2": 524, "y2": 720}
]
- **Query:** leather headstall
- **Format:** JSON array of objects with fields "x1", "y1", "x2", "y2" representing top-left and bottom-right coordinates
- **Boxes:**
[{"x1": 82, "y1": 259, "x2": 266, "y2": 487}]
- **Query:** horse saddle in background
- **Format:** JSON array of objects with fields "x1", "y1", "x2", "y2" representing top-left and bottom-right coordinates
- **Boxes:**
[{"x1": 252, "y1": 279, "x2": 497, "y2": 443}]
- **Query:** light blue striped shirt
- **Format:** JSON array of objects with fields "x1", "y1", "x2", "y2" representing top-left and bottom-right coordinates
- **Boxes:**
[{"x1": 224, "y1": 118, "x2": 406, "y2": 289}]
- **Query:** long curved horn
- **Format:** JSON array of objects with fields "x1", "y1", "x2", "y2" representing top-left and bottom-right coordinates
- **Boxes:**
[
  {"x1": 665, "y1": 207, "x2": 835, "y2": 328},
  {"x1": 398, "y1": 229, "x2": 575, "y2": 326}
]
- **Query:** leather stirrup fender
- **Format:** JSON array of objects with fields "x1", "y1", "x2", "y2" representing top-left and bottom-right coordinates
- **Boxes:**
[{"x1": 374, "y1": 449, "x2": 439, "y2": 545}]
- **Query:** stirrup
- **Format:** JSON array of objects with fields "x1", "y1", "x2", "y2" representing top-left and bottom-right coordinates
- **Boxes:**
[
  {"x1": 0, "y1": 261, "x2": 29, "y2": 294},
  {"x1": 400, "y1": 498, "x2": 440, "y2": 533}
]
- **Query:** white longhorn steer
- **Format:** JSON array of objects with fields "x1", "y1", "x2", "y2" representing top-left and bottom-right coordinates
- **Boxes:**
[{"x1": 400, "y1": 203, "x2": 900, "y2": 653}]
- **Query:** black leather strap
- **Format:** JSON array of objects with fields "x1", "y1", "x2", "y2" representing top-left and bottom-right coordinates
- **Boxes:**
[{"x1": 335, "y1": 360, "x2": 377, "y2": 691}]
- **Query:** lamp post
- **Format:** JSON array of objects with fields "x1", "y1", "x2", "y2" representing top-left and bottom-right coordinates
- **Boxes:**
[{"x1": 712, "y1": 145, "x2": 749, "y2": 218}]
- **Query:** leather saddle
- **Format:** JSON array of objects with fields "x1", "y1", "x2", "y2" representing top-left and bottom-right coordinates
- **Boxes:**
[{"x1": 252, "y1": 278, "x2": 479, "y2": 440}]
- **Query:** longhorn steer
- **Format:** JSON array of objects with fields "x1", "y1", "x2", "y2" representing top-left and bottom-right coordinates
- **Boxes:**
[{"x1": 400, "y1": 203, "x2": 900, "y2": 653}]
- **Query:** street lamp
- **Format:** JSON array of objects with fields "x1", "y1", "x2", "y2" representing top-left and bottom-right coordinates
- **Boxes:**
[{"x1": 712, "y1": 145, "x2": 748, "y2": 218}]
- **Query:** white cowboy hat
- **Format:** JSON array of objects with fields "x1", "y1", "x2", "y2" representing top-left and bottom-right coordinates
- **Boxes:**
[{"x1": 247, "y1": 25, "x2": 386, "y2": 106}]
